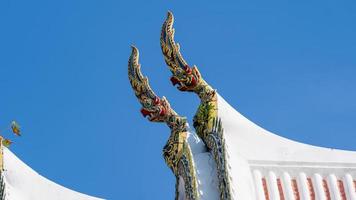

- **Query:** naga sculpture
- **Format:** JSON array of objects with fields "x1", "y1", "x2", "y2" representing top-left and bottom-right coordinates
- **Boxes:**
[
  {"x1": 160, "y1": 12, "x2": 232, "y2": 199},
  {"x1": 129, "y1": 11, "x2": 356, "y2": 200},
  {"x1": 128, "y1": 46, "x2": 199, "y2": 200},
  {"x1": 128, "y1": 12, "x2": 233, "y2": 200}
]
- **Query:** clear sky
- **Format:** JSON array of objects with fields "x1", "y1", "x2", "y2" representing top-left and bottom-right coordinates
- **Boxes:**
[{"x1": 0, "y1": 0, "x2": 355, "y2": 199}]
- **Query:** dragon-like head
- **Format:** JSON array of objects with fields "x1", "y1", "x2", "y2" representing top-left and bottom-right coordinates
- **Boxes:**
[
  {"x1": 160, "y1": 11, "x2": 202, "y2": 92},
  {"x1": 139, "y1": 95, "x2": 171, "y2": 122},
  {"x1": 128, "y1": 46, "x2": 174, "y2": 122}
]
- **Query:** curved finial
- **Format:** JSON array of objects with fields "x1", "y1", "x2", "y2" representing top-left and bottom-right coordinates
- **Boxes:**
[
  {"x1": 128, "y1": 46, "x2": 176, "y2": 122},
  {"x1": 160, "y1": 11, "x2": 202, "y2": 92},
  {"x1": 128, "y1": 45, "x2": 156, "y2": 101}
]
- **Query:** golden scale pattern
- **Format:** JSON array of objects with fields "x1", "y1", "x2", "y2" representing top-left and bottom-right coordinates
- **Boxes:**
[
  {"x1": 128, "y1": 46, "x2": 198, "y2": 200},
  {"x1": 160, "y1": 12, "x2": 233, "y2": 200},
  {"x1": 129, "y1": 11, "x2": 233, "y2": 200}
]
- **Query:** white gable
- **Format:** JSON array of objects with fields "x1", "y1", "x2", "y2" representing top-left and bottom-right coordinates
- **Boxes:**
[
  {"x1": 217, "y1": 94, "x2": 356, "y2": 200},
  {"x1": 2, "y1": 148, "x2": 103, "y2": 200}
]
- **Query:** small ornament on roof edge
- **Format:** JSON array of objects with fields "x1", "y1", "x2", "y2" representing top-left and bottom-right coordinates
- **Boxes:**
[
  {"x1": 2, "y1": 139, "x2": 12, "y2": 147},
  {"x1": 11, "y1": 121, "x2": 21, "y2": 136},
  {"x1": 0, "y1": 120, "x2": 22, "y2": 148}
]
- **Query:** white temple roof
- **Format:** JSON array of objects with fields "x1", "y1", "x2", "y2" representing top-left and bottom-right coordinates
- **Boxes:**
[
  {"x1": 185, "y1": 132, "x2": 219, "y2": 200},
  {"x1": 2, "y1": 148, "x2": 103, "y2": 200},
  {"x1": 215, "y1": 94, "x2": 356, "y2": 200}
]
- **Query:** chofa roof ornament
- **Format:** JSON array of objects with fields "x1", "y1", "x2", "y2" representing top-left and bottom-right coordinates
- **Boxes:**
[
  {"x1": 128, "y1": 46, "x2": 199, "y2": 199},
  {"x1": 160, "y1": 11, "x2": 202, "y2": 93},
  {"x1": 129, "y1": 12, "x2": 232, "y2": 200},
  {"x1": 129, "y1": 11, "x2": 356, "y2": 200},
  {"x1": 160, "y1": 12, "x2": 232, "y2": 199}
]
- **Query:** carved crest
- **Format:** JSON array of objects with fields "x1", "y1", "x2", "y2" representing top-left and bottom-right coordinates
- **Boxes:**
[
  {"x1": 128, "y1": 46, "x2": 174, "y2": 122},
  {"x1": 160, "y1": 12, "x2": 202, "y2": 92}
]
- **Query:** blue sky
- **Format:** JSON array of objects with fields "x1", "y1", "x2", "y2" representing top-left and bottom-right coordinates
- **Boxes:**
[{"x1": 0, "y1": 0, "x2": 355, "y2": 199}]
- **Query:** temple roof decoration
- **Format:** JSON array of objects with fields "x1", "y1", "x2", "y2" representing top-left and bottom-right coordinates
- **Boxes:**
[
  {"x1": 160, "y1": 12, "x2": 199, "y2": 92},
  {"x1": 128, "y1": 46, "x2": 199, "y2": 199},
  {"x1": 130, "y1": 11, "x2": 356, "y2": 200},
  {"x1": 128, "y1": 46, "x2": 174, "y2": 123},
  {"x1": 10, "y1": 122, "x2": 20, "y2": 137},
  {"x1": 160, "y1": 12, "x2": 215, "y2": 103},
  {"x1": 160, "y1": 12, "x2": 232, "y2": 199}
]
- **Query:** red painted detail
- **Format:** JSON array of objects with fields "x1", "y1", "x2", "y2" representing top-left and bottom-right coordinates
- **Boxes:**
[
  {"x1": 140, "y1": 108, "x2": 151, "y2": 117},
  {"x1": 159, "y1": 107, "x2": 166, "y2": 116},
  {"x1": 170, "y1": 76, "x2": 179, "y2": 86},
  {"x1": 262, "y1": 178, "x2": 269, "y2": 200},
  {"x1": 185, "y1": 66, "x2": 192, "y2": 73},
  {"x1": 153, "y1": 97, "x2": 160, "y2": 105},
  {"x1": 190, "y1": 76, "x2": 197, "y2": 87},
  {"x1": 307, "y1": 178, "x2": 315, "y2": 200},
  {"x1": 292, "y1": 179, "x2": 300, "y2": 200},
  {"x1": 192, "y1": 67, "x2": 201, "y2": 80},
  {"x1": 277, "y1": 178, "x2": 285, "y2": 200},
  {"x1": 323, "y1": 180, "x2": 331, "y2": 200},
  {"x1": 337, "y1": 180, "x2": 347, "y2": 200}
]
